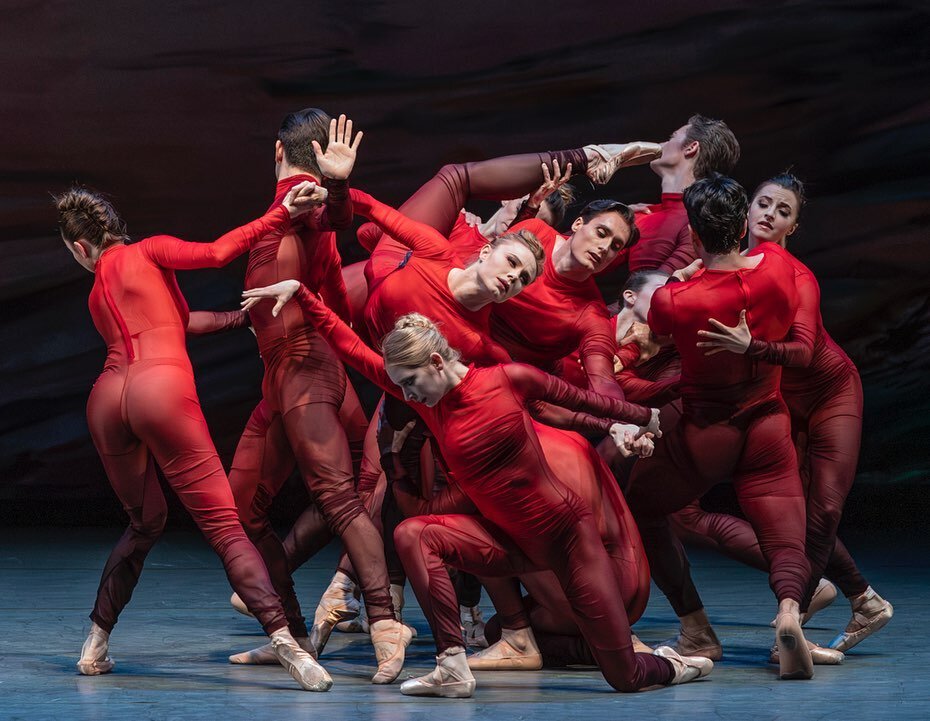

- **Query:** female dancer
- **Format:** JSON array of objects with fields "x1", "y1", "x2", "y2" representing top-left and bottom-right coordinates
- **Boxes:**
[
  {"x1": 241, "y1": 279, "x2": 709, "y2": 698},
  {"x1": 56, "y1": 182, "x2": 332, "y2": 691},
  {"x1": 681, "y1": 173, "x2": 892, "y2": 654}
]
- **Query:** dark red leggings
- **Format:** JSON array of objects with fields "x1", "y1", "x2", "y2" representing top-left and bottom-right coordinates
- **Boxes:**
[
  {"x1": 86, "y1": 360, "x2": 287, "y2": 635},
  {"x1": 229, "y1": 393, "x2": 393, "y2": 630},
  {"x1": 484, "y1": 605, "x2": 598, "y2": 667},
  {"x1": 394, "y1": 513, "x2": 673, "y2": 692},
  {"x1": 626, "y1": 401, "x2": 810, "y2": 616},
  {"x1": 669, "y1": 372, "x2": 867, "y2": 604}
]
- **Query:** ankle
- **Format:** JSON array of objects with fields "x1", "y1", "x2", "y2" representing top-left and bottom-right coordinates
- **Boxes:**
[{"x1": 678, "y1": 608, "x2": 712, "y2": 633}]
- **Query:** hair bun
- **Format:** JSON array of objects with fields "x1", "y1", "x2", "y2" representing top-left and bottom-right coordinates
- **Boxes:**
[{"x1": 394, "y1": 312, "x2": 437, "y2": 332}]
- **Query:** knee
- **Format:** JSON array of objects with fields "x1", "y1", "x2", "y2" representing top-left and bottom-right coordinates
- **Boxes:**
[
  {"x1": 132, "y1": 504, "x2": 167, "y2": 539},
  {"x1": 393, "y1": 517, "x2": 429, "y2": 556}
]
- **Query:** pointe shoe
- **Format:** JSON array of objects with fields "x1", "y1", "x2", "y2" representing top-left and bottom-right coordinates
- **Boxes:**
[
  {"x1": 770, "y1": 640, "x2": 843, "y2": 666},
  {"x1": 370, "y1": 618, "x2": 413, "y2": 684},
  {"x1": 229, "y1": 636, "x2": 317, "y2": 664},
  {"x1": 335, "y1": 605, "x2": 369, "y2": 633},
  {"x1": 230, "y1": 592, "x2": 254, "y2": 618},
  {"x1": 654, "y1": 645, "x2": 714, "y2": 685},
  {"x1": 658, "y1": 623, "x2": 722, "y2": 661},
  {"x1": 77, "y1": 626, "x2": 115, "y2": 676},
  {"x1": 461, "y1": 605, "x2": 488, "y2": 649},
  {"x1": 829, "y1": 586, "x2": 893, "y2": 653},
  {"x1": 308, "y1": 571, "x2": 361, "y2": 655},
  {"x1": 585, "y1": 142, "x2": 663, "y2": 185},
  {"x1": 775, "y1": 612, "x2": 814, "y2": 680},
  {"x1": 631, "y1": 633, "x2": 654, "y2": 654},
  {"x1": 270, "y1": 631, "x2": 333, "y2": 692},
  {"x1": 467, "y1": 627, "x2": 542, "y2": 671},
  {"x1": 400, "y1": 646, "x2": 476, "y2": 698},
  {"x1": 769, "y1": 579, "x2": 837, "y2": 627}
]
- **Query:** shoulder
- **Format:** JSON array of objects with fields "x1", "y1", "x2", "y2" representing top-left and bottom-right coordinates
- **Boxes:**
[{"x1": 509, "y1": 218, "x2": 556, "y2": 245}]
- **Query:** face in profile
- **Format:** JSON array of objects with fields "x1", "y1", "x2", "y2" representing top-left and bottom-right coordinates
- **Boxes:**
[
  {"x1": 568, "y1": 211, "x2": 632, "y2": 273},
  {"x1": 386, "y1": 360, "x2": 448, "y2": 406},
  {"x1": 624, "y1": 276, "x2": 668, "y2": 322},
  {"x1": 651, "y1": 124, "x2": 692, "y2": 173},
  {"x1": 748, "y1": 183, "x2": 800, "y2": 246},
  {"x1": 476, "y1": 238, "x2": 539, "y2": 302}
]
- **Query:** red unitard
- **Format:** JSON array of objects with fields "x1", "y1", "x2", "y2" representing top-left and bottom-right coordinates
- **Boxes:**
[
  {"x1": 227, "y1": 174, "x2": 395, "y2": 636},
  {"x1": 625, "y1": 249, "x2": 811, "y2": 617},
  {"x1": 668, "y1": 243, "x2": 868, "y2": 605},
  {"x1": 628, "y1": 193, "x2": 696, "y2": 273},
  {"x1": 396, "y1": 421, "x2": 651, "y2": 668},
  {"x1": 452, "y1": 217, "x2": 628, "y2": 403},
  {"x1": 83, "y1": 207, "x2": 294, "y2": 635},
  {"x1": 290, "y1": 285, "x2": 673, "y2": 691}
]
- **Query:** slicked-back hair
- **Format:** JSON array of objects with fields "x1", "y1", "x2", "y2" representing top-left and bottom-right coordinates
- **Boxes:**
[
  {"x1": 683, "y1": 174, "x2": 749, "y2": 255},
  {"x1": 685, "y1": 114, "x2": 740, "y2": 179},
  {"x1": 278, "y1": 108, "x2": 332, "y2": 177},
  {"x1": 578, "y1": 199, "x2": 640, "y2": 248}
]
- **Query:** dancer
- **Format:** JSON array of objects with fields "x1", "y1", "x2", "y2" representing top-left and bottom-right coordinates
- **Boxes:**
[
  {"x1": 241, "y1": 278, "x2": 710, "y2": 697},
  {"x1": 224, "y1": 111, "x2": 412, "y2": 685},
  {"x1": 56, "y1": 182, "x2": 333, "y2": 691},
  {"x1": 623, "y1": 174, "x2": 816, "y2": 680},
  {"x1": 677, "y1": 173, "x2": 892, "y2": 655},
  {"x1": 627, "y1": 114, "x2": 739, "y2": 272}
]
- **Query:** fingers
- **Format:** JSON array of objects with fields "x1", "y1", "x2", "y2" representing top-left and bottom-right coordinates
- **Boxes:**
[
  {"x1": 336, "y1": 115, "x2": 346, "y2": 144},
  {"x1": 344, "y1": 117, "x2": 352, "y2": 145},
  {"x1": 240, "y1": 297, "x2": 260, "y2": 312},
  {"x1": 272, "y1": 298, "x2": 286, "y2": 317},
  {"x1": 703, "y1": 347, "x2": 726, "y2": 356},
  {"x1": 560, "y1": 161, "x2": 572, "y2": 183},
  {"x1": 541, "y1": 161, "x2": 552, "y2": 184},
  {"x1": 619, "y1": 334, "x2": 637, "y2": 346},
  {"x1": 311, "y1": 139, "x2": 324, "y2": 160},
  {"x1": 706, "y1": 318, "x2": 728, "y2": 331},
  {"x1": 739, "y1": 309, "x2": 748, "y2": 325},
  {"x1": 351, "y1": 129, "x2": 364, "y2": 150},
  {"x1": 696, "y1": 331, "x2": 728, "y2": 341},
  {"x1": 328, "y1": 117, "x2": 337, "y2": 146}
]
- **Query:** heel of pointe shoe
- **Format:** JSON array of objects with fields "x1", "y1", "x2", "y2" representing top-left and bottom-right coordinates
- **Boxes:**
[
  {"x1": 399, "y1": 648, "x2": 476, "y2": 698},
  {"x1": 828, "y1": 588, "x2": 893, "y2": 653},
  {"x1": 229, "y1": 592, "x2": 254, "y2": 618},
  {"x1": 271, "y1": 635, "x2": 333, "y2": 692},
  {"x1": 775, "y1": 614, "x2": 813, "y2": 680}
]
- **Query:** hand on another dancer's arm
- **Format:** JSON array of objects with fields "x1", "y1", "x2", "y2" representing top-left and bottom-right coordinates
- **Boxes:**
[
  {"x1": 697, "y1": 309, "x2": 751, "y2": 356},
  {"x1": 241, "y1": 279, "x2": 301, "y2": 316},
  {"x1": 628, "y1": 203, "x2": 652, "y2": 215},
  {"x1": 312, "y1": 114, "x2": 364, "y2": 180},
  {"x1": 282, "y1": 181, "x2": 327, "y2": 218},
  {"x1": 619, "y1": 321, "x2": 661, "y2": 364},
  {"x1": 671, "y1": 258, "x2": 703, "y2": 282},
  {"x1": 609, "y1": 423, "x2": 655, "y2": 457}
]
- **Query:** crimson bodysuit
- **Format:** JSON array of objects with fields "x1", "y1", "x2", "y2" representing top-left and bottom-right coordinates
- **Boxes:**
[
  {"x1": 668, "y1": 243, "x2": 869, "y2": 606},
  {"x1": 625, "y1": 249, "x2": 811, "y2": 617},
  {"x1": 628, "y1": 192, "x2": 696, "y2": 273},
  {"x1": 84, "y1": 207, "x2": 294, "y2": 635},
  {"x1": 289, "y1": 285, "x2": 674, "y2": 691},
  {"x1": 227, "y1": 173, "x2": 394, "y2": 639}
]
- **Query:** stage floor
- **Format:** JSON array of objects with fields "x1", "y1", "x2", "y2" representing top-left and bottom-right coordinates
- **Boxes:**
[{"x1": 1, "y1": 527, "x2": 926, "y2": 720}]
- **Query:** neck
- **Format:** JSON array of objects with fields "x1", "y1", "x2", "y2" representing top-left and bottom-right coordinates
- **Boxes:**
[
  {"x1": 746, "y1": 233, "x2": 786, "y2": 251},
  {"x1": 277, "y1": 161, "x2": 319, "y2": 183},
  {"x1": 448, "y1": 266, "x2": 494, "y2": 311},
  {"x1": 700, "y1": 247, "x2": 756, "y2": 271},
  {"x1": 658, "y1": 164, "x2": 695, "y2": 194},
  {"x1": 445, "y1": 360, "x2": 471, "y2": 389},
  {"x1": 614, "y1": 307, "x2": 637, "y2": 342},
  {"x1": 552, "y1": 235, "x2": 591, "y2": 282}
]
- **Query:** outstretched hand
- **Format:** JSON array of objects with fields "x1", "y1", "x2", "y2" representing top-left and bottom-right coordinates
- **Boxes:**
[
  {"x1": 312, "y1": 114, "x2": 364, "y2": 180},
  {"x1": 697, "y1": 309, "x2": 751, "y2": 356},
  {"x1": 282, "y1": 180, "x2": 328, "y2": 218},
  {"x1": 241, "y1": 279, "x2": 301, "y2": 316},
  {"x1": 529, "y1": 159, "x2": 572, "y2": 208}
]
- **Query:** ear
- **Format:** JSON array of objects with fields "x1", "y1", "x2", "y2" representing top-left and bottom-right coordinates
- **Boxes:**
[
  {"x1": 429, "y1": 352, "x2": 445, "y2": 372},
  {"x1": 622, "y1": 289, "x2": 637, "y2": 308},
  {"x1": 683, "y1": 139, "x2": 699, "y2": 160},
  {"x1": 274, "y1": 140, "x2": 285, "y2": 164},
  {"x1": 73, "y1": 240, "x2": 91, "y2": 260},
  {"x1": 740, "y1": 217, "x2": 749, "y2": 239},
  {"x1": 571, "y1": 216, "x2": 584, "y2": 233},
  {"x1": 786, "y1": 223, "x2": 799, "y2": 237},
  {"x1": 478, "y1": 244, "x2": 492, "y2": 262}
]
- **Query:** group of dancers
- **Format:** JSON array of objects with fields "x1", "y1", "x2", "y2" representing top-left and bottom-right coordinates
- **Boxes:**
[{"x1": 57, "y1": 108, "x2": 893, "y2": 697}]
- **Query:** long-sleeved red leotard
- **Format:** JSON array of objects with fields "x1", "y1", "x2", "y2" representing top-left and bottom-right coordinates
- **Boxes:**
[
  {"x1": 84, "y1": 207, "x2": 293, "y2": 636},
  {"x1": 290, "y1": 285, "x2": 671, "y2": 692},
  {"x1": 669, "y1": 242, "x2": 868, "y2": 607},
  {"x1": 228, "y1": 173, "x2": 396, "y2": 635},
  {"x1": 625, "y1": 248, "x2": 811, "y2": 616},
  {"x1": 628, "y1": 193, "x2": 696, "y2": 273},
  {"x1": 451, "y1": 217, "x2": 627, "y2": 403}
]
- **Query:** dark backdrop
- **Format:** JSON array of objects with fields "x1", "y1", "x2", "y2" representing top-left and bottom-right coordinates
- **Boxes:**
[{"x1": 1, "y1": 1, "x2": 928, "y2": 527}]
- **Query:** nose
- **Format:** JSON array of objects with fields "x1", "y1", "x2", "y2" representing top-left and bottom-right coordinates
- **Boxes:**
[{"x1": 403, "y1": 388, "x2": 415, "y2": 401}]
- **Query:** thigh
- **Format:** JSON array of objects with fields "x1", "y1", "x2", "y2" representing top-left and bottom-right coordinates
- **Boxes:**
[
  {"x1": 229, "y1": 400, "x2": 295, "y2": 520},
  {"x1": 282, "y1": 401, "x2": 354, "y2": 494}
]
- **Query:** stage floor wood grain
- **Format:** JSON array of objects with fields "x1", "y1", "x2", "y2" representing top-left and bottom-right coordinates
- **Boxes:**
[{"x1": 1, "y1": 527, "x2": 926, "y2": 720}]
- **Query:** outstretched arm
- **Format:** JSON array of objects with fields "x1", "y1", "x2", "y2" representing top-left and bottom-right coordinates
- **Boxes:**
[
  {"x1": 241, "y1": 280, "x2": 400, "y2": 399},
  {"x1": 503, "y1": 362, "x2": 655, "y2": 429},
  {"x1": 350, "y1": 189, "x2": 452, "y2": 258},
  {"x1": 187, "y1": 310, "x2": 251, "y2": 336},
  {"x1": 142, "y1": 182, "x2": 319, "y2": 269}
]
